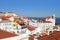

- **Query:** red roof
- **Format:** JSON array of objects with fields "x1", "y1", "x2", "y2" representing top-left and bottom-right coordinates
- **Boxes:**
[
  {"x1": 1, "y1": 16, "x2": 11, "y2": 20},
  {"x1": 38, "y1": 31, "x2": 60, "y2": 40},
  {"x1": 27, "y1": 25, "x2": 36, "y2": 31},
  {"x1": 0, "y1": 29, "x2": 18, "y2": 39},
  {"x1": 29, "y1": 31, "x2": 60, "y2": 40}
]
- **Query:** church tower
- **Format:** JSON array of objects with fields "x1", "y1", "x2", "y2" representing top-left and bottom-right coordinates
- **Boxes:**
[{"x1": 52, "y1": 14, "x2": 55, "y2": 26}]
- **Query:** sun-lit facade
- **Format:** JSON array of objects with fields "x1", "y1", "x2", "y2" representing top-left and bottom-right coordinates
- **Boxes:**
[{"x1": 0, "y1": 12, "x2": 59, "y2": 40}]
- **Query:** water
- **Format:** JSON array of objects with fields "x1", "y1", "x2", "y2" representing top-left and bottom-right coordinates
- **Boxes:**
[
  {"x1": 28, "y1": 17, "x2": 60, "y2": 25},
  {"x1": 56, "y1": 18, "x2": 60, "y2": 25}
]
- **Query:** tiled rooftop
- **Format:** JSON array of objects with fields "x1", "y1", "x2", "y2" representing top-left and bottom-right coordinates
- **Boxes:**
[
  {"x1": 0, "y1": 29, "x2": 18, "y2": 39},
  {"x1": 29, "y1": 31, "x2": 60, "y2": 40}
]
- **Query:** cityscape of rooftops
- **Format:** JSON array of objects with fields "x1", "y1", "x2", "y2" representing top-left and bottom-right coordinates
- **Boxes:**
[{"x1": 0, "y1": 0, "x2": 60, "y2": 40}]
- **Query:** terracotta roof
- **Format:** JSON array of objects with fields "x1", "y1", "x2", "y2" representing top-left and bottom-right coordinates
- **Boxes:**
[
  {"x1": 51, "y1": 31, "x2": 60, "y2": 40},
  {"x1": 29, "y1": 31, "x2": 60, "y2": 40},
  {"x1": 38, "y1": 31, "x2": 60, "y2": 40},
  {"x1": 27, "y1": 25, "x2": 36, "y2": 31},
  {"x1": 0, "y1": 29, "x2": 18, "y2": 39}
]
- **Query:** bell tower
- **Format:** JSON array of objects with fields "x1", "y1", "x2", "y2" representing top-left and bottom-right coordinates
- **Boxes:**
[{"x1": 52, "y1": 14, "x2": 55, "y2": 26}]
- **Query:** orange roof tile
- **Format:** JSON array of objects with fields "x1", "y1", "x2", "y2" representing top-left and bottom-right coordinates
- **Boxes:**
[
  {"x1": 27, "y1": 25, "x2": 36, "y2": 31},
  {"x1": 0, "y1": 29, "x2": 18, "y2": 39}
]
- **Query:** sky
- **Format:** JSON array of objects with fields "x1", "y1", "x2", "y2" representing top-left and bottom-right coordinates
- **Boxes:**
[{"x1": 0, "y1": 0, "x2": 60, "y2": 17}]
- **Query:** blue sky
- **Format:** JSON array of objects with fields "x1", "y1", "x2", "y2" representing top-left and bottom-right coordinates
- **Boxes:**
[{"x1": 0, "y1": 0, "x2": 60, "y2": 17}]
